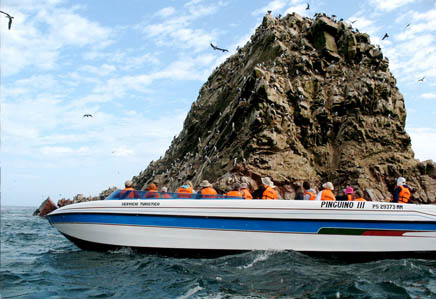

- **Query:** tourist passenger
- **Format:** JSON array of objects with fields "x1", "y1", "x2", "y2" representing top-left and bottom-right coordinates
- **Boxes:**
[
  {"x1": 240, "y1": 183, "x2": 253, "y2": 200},
  {"x1": 303, "y1": 182, "x2": 316, "y2": 200},
  {"x1": 144, "y1": 183, "x2": 160, "y2": 198},
  {"x1": 253, "y1": 177, "x2": 278, "y2": 200},
  {"x1": 160, "y1": 186, "x2": 172, "y2": 199},
  {"x1": 295, "y1": 187, "x2": 304, "y2": 200},
  {"x1": 196, "y1": 180, "x2": 218, "y2": 199},
  {"x1": 225, "y1": 183, "x2": 244, "y2": 198},
  {"x1": 353, "y1": 190, "x2": 366, "y2": 201},
  {"x1": 391, "y1": 177, "x2": 411, "y2": 203},
  {"x1": 177, "y1": 180, "x2": 194, "y2": 198},
  {"x1": 316, "y1": 182, "x2": 335, "y2": 201},
  {"x1": 344, "y1": 187, "x2": 354, "y2": 201},
  {"x1": 120, "y1": 180, "x2": 139, "y2": 199}
]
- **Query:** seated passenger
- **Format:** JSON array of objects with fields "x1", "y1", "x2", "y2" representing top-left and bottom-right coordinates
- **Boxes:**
[
  {"x1": 391, "y1": 177, "x2": 411, "y2": 203},
  {"x1": 336, "y1": 186, "x2": 354, "y2": 201},
  {"x1": 120, "y1": 180, "x2": 139, "y2": 199},
  {"x1": 253, "y1": 177, "x2": 278, "y2": 200},
  {"x1": 160, "y1": 186, "x2": 172, "y2": 199},
  {"x1": 344, "y1": 187, "x2": 354, "y2": 201},
  {"x1": 316, "y1": 182, "x2": 335, "y2": 201},
  {"x1": 295, "y1": 187, "x2": 304, "y2": 200},
  {"x1": 225, "y1": 183, "x2": 244, "y2": 198},
  {"x1": 196, "y1": 180, "x2": 218, "y2": 199},
  {"x1": 303, "y1": 182, "x2": 316, "y2": 200},
  {"x1": 353, "y1": 190, "x2": 366, "y2": 201},
  {"x1": 240, "y1": 183, "x2": 253, "y2": 200},
  {"x1": 177, "y1": 180, "x2": 194, "y2": 198},
  {"x1": 144, "y1": 183, "x2": 160, "y2": 199}
]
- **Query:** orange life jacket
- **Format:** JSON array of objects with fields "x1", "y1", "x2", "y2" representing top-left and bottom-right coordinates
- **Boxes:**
[
  {"x1": 225, "y1": 190, "x2": 244, "y2": 198},
  {"x1": 200, "y1": 187, "x2": 217, "y2": 198},
  {"x1": 262, "y1": 186, "x2": 278, "y2": 200},
  {"x1": 304, "y1": 191, "x2": 316, "y2": 200},
  {"x1": 241, "y1": 188, "x2": 253, "y2": 200},
  {"x1": 355, "y1": 197, "x2": 366, "y2": 201},
  {"x1": 320, "y1": 189, "x2": 335, "y2": 201},
  {"x1": 398, "y1": 185, "x2": 411, "y2": 203},
  {"x1": 120, "y1": 187, "x2": 135, "y2": 199},
  {"x1": 177, "y1": 186, "x2": 193, "y2": 198},
  {"x1": 145, "y1": 188, "x2": 159, "y2": 199},
  {"x1": 347, "y1": 194, "x2": 352, "y2": 201}
]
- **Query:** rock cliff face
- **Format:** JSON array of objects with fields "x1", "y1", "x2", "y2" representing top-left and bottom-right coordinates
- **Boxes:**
[{"x1": 131, "y1": 13, "x2": 436, "y2": 203}]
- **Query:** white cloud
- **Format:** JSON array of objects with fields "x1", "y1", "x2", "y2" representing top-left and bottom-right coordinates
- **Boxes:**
[
  {"x1": 79, "y1": 64, "x2": 117, "y2": 76},
  {"x1": 421, "y1": 93, "x2": 436, "y2": 100},
  {"x1": 41, "y1": 146, "x2": 91, "y2": 156},
  {"x1": 408, "y1": 128, "x2": 436, "y2": 161},
  {"x1": 155, "y1": 7, "x2": 176, "y2": 18},
  {"x1": 1, "y1": 3, "x2": 113, "y2": 77},
  {"x1": 252, "y1": 0, "x2": 287, "y2": 15},
  {"x1": 350, "y1": 15, "x2": 381, "y2": 38},
  {"x1": 112, "y1": 147, "x2": 134, "y2": 157},
  {"x1": 141, "y1": 1, "x2": 224, "y2": 53},
  {"x1": 283, "y1": 3, "x2": 310, "y2": 17},
  {"x1": 252, "y1": 0, "x2": 306, "y2": 16},
  {"x1": 2, "y1": 89, "x2": 188, "y2": 171},
  {"x1": 89, "y1": 53, "x2": 215, "y2": 98},
  {"x1": 369, "y1": 0, "x2": 417, "y2": 12}
]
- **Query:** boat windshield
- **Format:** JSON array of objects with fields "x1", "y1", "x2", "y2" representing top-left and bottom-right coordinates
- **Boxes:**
[{"x1": 105, "y1": 190, "x2": 244, "y2": 200}]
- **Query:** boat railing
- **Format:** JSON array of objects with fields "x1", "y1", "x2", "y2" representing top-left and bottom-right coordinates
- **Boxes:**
[{"x1": 105, "y1": 190, "x2": 244, "y2": 200}]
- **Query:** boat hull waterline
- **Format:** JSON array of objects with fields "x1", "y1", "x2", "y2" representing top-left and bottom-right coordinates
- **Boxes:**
[{"x1": 47, "y1": 199, "x2": 436, "y2": 254}]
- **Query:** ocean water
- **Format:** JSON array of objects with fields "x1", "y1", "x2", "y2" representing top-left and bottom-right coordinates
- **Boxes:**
[{"x1": 1, "y1": 206, "x2": 436, "y2": 298}]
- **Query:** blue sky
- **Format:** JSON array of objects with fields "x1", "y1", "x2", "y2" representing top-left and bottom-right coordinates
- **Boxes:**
[{"x1": 2, "y1": 0, "x2": 435, "y2": 206}]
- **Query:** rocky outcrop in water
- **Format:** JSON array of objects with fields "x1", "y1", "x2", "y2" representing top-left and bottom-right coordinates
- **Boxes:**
[
  {"x1": 33, "y1": 197, "x2": 57, "y2": 216},
  {"x1": 39, "y1": 13, "x2": 432, "y2": 205},
  {"x1": 128, "y1": 13, "x2": 436, "y2": 203}
]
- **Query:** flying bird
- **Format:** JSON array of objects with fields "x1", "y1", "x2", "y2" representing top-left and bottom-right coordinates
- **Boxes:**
[
  {"x1": 405, "y1": 23, "x2": 411, "y2": 28},
  {"x1": 305, "y1": 3, "x2": 310, "y2": 10},
  {"x1": 83, "y1": 114, "x2": 93, "y2": 118},
  {"x1": 0, "y1": 10, "x2": 14, "y2": 30},
  {"x1": 210, "y1": 43, "x2": 228, "y2": 52},
  {"x1": 351, "y1": 20, "x2": 357, "y2": 24},
  {"x1": 418, "y1": 77, "x2": 425, "y2": 82},
  {"x1": 382, "y1": 33, "x2": 389, "y2": 40}
]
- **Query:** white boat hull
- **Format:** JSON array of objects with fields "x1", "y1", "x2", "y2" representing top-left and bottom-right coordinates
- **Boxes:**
[{"x1": 47, "y1": 199, "x2": 436, "y2": 257}]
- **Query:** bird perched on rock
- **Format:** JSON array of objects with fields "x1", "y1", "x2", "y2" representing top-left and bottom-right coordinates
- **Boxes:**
[
  {"x1": 0, "y1": 10, "x2": 14, "y2": 30},
  {"x1": 83, "y1": 114, "x2": 93, "y2": 118},
  {"x1": 210, "y1": 43, "x2": 228, "y2": 52},
  {"x1": 382, "y1": 33, "x2": 389, "y2": 40}
]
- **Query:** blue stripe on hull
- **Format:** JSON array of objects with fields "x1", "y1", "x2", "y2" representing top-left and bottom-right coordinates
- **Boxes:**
[{"x1": 47, "y1": 213, "x2": 436, "y2": 233}]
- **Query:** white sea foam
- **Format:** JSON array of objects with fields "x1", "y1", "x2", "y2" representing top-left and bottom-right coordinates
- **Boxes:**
[
  {"x1": 107, "y1": 247, "x2": 135, "y2": 255},
  {"x1": 177, "y1": 285, "x2": 203, "y2": 299},
  {"x1": 238, "y1": 250, "x2": 279, "y2": 269}
]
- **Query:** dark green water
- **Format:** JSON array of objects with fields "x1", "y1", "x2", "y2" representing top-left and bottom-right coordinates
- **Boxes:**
[{"x1": 1, "y1": 206, "x2": 435, "y2": 298}]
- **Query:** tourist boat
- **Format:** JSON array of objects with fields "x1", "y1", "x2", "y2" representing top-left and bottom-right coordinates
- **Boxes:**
[{"x1": 46, "y1": 190, "x2": 436, "y2": 258}]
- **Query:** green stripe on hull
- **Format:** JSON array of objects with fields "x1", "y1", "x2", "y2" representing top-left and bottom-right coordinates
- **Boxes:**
[{"x1": 318, "y1": 228, "x2": 367, "y2": 235}]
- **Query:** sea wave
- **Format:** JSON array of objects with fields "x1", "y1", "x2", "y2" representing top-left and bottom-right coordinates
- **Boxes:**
[{"x1": 1, "y1": 206, "x2": 436, "y2": 298}]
